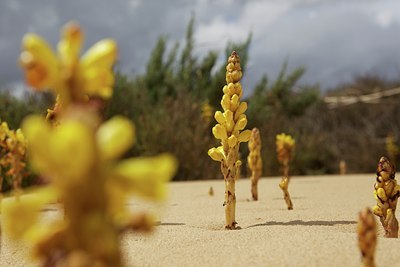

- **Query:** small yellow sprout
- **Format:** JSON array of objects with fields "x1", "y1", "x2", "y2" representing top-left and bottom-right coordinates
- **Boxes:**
[
  {"x1": 372, "y1": 156, "x2": 400, "y2": 238},
  {"x1": 276, "y1": 133, "x2": 295, "y2": 210},
  {"x1": 209, "y1": 186, "x2": 214, "y2": 196},
  {"x1": 358, "y1": 208, "x2": 377, "y2": 267},
  {"x1": 247, "y1": 128, "x2": 262, "y2": 201},
  {"x1": 208, "y1": 51, "x2": 251, "y2": 229}
]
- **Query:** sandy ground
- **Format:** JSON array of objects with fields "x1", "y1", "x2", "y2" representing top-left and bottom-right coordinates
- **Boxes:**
[{"x1": 1, "y1": 174, "x2": 400, "y2": 267}]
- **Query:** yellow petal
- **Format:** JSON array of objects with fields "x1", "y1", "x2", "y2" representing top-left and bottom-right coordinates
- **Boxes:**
[
  {"x1": 212, "y1": 124, "x2": 227, "y2": 140},
  {"x1": 1, "y1": 187, "x2": 56, "y2": 239},
  {"x1": 377, "y1": 188, "x2": 387, "y2": 201},
  {"x1": 208, "y1": 147, "x2": 225, "y2": 162},
  {"x1": 227, "y1": 135, "x2": 238, "y2": 148},
  {"x1": 58, "y1": 21, "x2": 83, "y2": 67},
  {"x1": 221, "y1": 94, "x2": 230, "y2": 110},
  {"x1": 233, "y1": 117, "x2": 247, "y2": 132},
  {"x1": 20, "y1": 33, "x2": 59, "y2": 90},
  {"x1": 97, "y1": 116, "x2": 135, "y2": 160},
  {"x1": 80, "y1": 39, "x2": 117, "y2": 69},
  {"x1": 113, "y1": 154, "x2": 177, "y2": 200},
  {"x1": 238, "y1": 129, "x2": 251, "y2": 143},
  {"x1": 214, "y1": 111, "x2": 225, "y2": 125}
]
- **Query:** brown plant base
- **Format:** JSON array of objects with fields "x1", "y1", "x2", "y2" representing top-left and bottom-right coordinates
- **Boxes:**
[
  {"x1": 279, "y1": 177, "x2": 293, "y2": 210},
  {"x1": 251, "y1": 178, "x2": 258, "y2": 201},
  {"x1": 381, "y1": 209, "x2": 399, "y2": 238}
]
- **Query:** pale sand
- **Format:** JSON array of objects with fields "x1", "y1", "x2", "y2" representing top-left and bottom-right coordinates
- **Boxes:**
[{"x1": 2, "y1": 174, "x2": 400, "y2": 267}]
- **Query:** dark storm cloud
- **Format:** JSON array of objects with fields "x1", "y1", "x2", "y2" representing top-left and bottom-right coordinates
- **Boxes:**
[{"x1": 1, "y1": 0, "x2": 399, "y2": 92}]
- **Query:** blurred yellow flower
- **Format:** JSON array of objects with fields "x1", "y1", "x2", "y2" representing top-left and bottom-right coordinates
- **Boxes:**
[
  {"x1": 113, "y1": 154, "x2": 177, "y2": 200},
  {"x1": 19, "y1": 21, "x2": 117, "y2": 103},
  {"x1": 276, "y1": 132, "x2": 295, "y2": 164},
  {"x1": 96, "y1": 116, "x2": 135, "y2": 161},
  {"x1": 2, "y1": 187, "x2": 57, "y2": 239},
  {"x1": 22, "y1": 115, "x2": 95, "y2": 185}
]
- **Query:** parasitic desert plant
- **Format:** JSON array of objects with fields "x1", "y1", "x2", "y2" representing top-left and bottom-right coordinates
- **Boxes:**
[
  {"x1": 358, "y1": 208, "x2": 377, "y2": 267},
  {"x1": 0, "y1": 120, "x2": 27, "y2": 197},
  {"x1": 2, "y1": 22, "x2": 177, "y2": 266},
  {"x1": 372, "y1": 156, "x2": 400, "y2": 238},
  {"x1": 208, "y1": 51, "x2": 251, "y2": 229},
  {"x1": 247, "y1": 127, "x2": 262, "y2": 201},
  {"x1": 276, "y1": 133, "x2": 295, "y2": 210}
]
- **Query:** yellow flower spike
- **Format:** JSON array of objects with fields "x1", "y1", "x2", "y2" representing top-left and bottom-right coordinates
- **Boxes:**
[
  {"x1": 58, "y1": 21, "x2": 83, "y2": 68},
  {"x1": 276, "y1": 133, "x2": 295, "y2": 209},
  {"x1": 208, "y1": 51, "x2": 250, "y2": 229},
  {"x1": 212, "y1": 124, "x2": 228, "y2": 140},
  {"x1": 20, "y1": 33, "x2": 59, "y2": 90},
  {"x1": 113, "y1": 154, "x2": 177, "y2": 201},
  {"x1": 22, "y1": 115, "x2": 95, "y2": 183},
  {"x1": 227, "y1": 135, "x2": 238, "y2": 148},
  {"x1": 208, "y1": 147, "x2": 225, "y2": 162},
  {"x1": 248, "y1": 128, "x2": 262, "y2": 201},
  {"x1": 97, "y1": 116, "x2": 135, "y2": 160},
  {"x1": 373, "y1": 157, "x2": 400, "y2": 237}
]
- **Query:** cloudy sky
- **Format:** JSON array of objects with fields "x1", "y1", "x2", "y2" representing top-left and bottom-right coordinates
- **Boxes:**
[{"x1": 1, "y1": 0, "x2": 400, "y2": 93}]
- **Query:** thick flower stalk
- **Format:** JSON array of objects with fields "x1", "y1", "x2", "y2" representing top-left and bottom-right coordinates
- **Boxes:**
[
  {"x1": 372, "y1": 156, "x2": 400, "y2": 238},
  {"x1": 276, "y1": 133, "x2": 295, "y2": 210},
  {"x1": 358, "y1": 208, "x2": 377, "y2": 267},
  {"x1": 2, "y1": 22, "x2": 177, "y2": 267},
  {"x1": 0, "y1": 120, "x2": 27, "y2": 197},
  {"x1": 208, "y1": 51, "x2": 251, "y2": 229},
  {"x1": 247, "y1": 128, "x2": 262, "y2": 201}
]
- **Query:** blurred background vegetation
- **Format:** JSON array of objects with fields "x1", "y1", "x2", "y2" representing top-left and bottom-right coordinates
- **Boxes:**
[{"x1": 1, "y1": 18, "x2": 400, "y2": 182}]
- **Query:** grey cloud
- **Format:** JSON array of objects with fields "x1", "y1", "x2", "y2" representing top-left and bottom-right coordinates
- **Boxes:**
[{"x1": 0, "y1": 0, "x2": 399, "y2": 92}]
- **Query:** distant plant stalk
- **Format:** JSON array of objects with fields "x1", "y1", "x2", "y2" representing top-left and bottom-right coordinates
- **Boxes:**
[
  {"x1": 208, "y1": 51, "x2": 251, "y2": 229},
  {"x1": 276, "y1": 133, "x2": 295, "y2": 210},
  {"x1": 358, "y1": 208, "x2": 377, "y2": 267},
  {"x1": 372, "y1": 156, "x2": 400, "y2": 238},
  {"x1": 247, "y1": 128, "x2": 262, "y2": 201}
]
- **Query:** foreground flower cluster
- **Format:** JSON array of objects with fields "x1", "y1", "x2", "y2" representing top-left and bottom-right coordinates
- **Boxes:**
[{"x1": 2, "y1": 22, "x2": 177, "y2": 266}]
